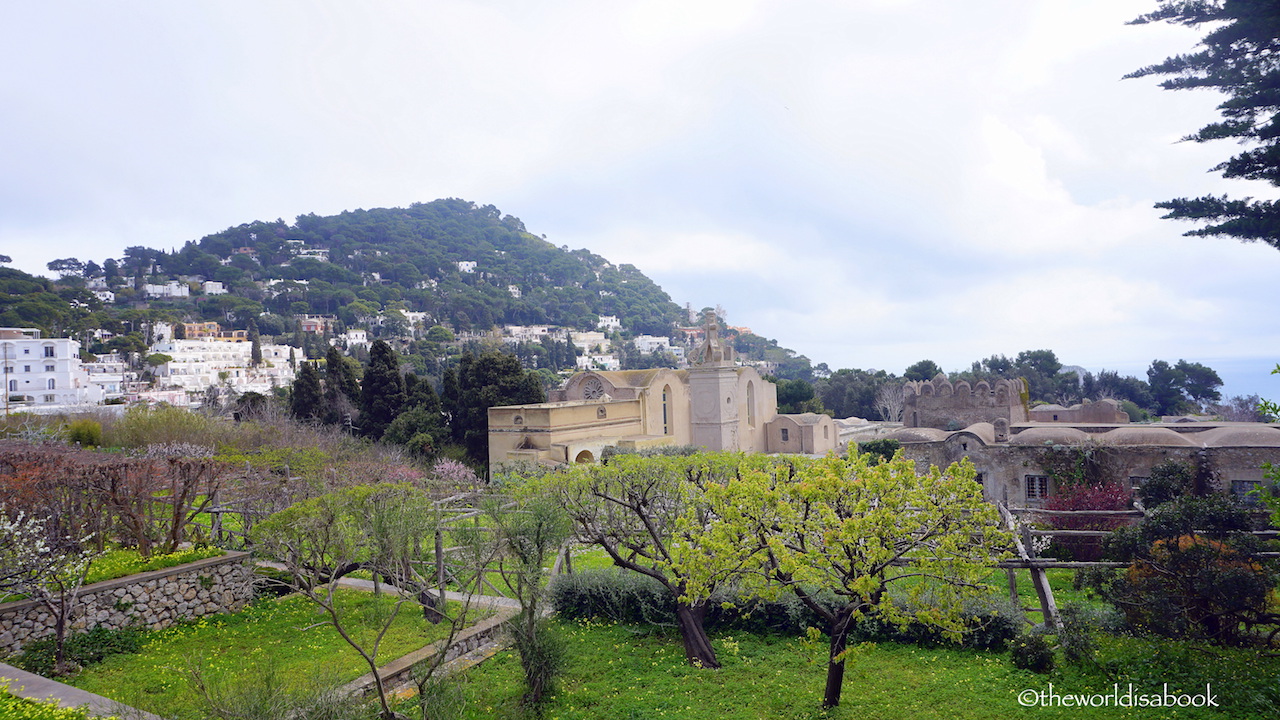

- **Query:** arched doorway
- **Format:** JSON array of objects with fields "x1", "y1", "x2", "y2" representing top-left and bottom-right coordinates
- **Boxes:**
[{"x1": 574, "y1": 449, "x2": 595, "y2": 463}]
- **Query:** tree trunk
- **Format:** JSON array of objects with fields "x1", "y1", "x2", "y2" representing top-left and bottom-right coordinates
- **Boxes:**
[
  {"x1": 823, "y1": 611, "x2": 854, "y2": 708},
  {"x1": 674, "y1": 601, "x2": 720, "y2": 669}
]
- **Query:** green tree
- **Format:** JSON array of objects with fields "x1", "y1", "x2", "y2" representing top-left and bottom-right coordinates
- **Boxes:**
[
  {"x1": 444, "y1": 350, "x2": 545, "y2": 463},
  {"x1": 775, "y1": 378, "x2": 824, "y2": 414},
  {"x1": 903, "y1": 359, "x2": 943, "y2": 382},
  {"x1": 1127, "y1": 2, "x2": 1280, "y2": 247},
  {"x1": 484, "y1": 491, "x2": 571, "y2": 707},
  {"x1": 384, "y1": 373, "x2": 446, "y2": 456},
  {"x1": 359, "y1": 340, "x2": 406, "y2": 440},
  {"x1": 290, "y1": 362, "x2": 323, "y2": 421},
  {"x1": 252, "y1": 484, "x2": 490, "y2": 720},
  {"x1": 708, "y1": 453, "x2": 1010, "y2": 709},
  {"x1": 324, "y1": 345, "x2": 361, "y2": 404},
  {"x1": 1148, "y1": 359, "x2": 1190, "y2": 416},
  {"x1": 527, "y1": 453, "x2": 802, "y2": 669},
  {"x1": 248, "y1": 320, "x2": 262, "y2": 367}
]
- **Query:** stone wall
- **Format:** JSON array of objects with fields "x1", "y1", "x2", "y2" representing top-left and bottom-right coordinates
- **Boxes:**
[
  {"x1": 903, "y1": 375, "x2": 1029, "y2": 430},
  {"x1": 0, "y1": 550, "x2": 254, "y2": 657}
]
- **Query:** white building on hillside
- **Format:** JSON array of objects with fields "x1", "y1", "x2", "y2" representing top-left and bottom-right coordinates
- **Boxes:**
[
  {"x1": 0, "y1": 328, "x2": 105, "y2": 412},
  {"x1": 632, "y1": 335, "x2": 672, "y2": 354},
  {"x1": 150, "y1": 338, "x2": 296, "y2": 397},
  {"x1": 144, "y1": 281, "x2": 190, "y2": 298},
  {"x1": 82, "y1": 353, "x2": 131, "y2": 400}
]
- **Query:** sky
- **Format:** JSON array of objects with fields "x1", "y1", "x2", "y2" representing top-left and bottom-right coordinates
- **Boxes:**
[{"x1": 2, "y1": 1, "x2": 1279, "y2": 400}]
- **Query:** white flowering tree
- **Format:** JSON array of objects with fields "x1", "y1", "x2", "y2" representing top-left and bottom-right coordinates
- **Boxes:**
[{"x1": 0, "y1": 507, "x2": 98, "y2": 675}]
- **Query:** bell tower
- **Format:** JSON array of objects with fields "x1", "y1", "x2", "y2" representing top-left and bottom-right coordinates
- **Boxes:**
[{"x1": 688, "y1": 313, "x2": 739, "y2": 450}]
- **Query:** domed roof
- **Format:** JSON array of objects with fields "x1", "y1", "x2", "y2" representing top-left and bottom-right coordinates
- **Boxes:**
[
  {"x1": 953, "y1": 422, "x2": 996, "y2": 445},
  {"x1": 1195, "y1": 425, "x2": 1280, "y2": 448},
  {"x1": 885, "y1": 427, "x2": 950, "y2": 443},
  {"x1": 1099, "y1": 426, "x2": 1197, "y2": 446},
  {"x1": 1007, "y1": 427, "x2": 1091, "y2": 446}
]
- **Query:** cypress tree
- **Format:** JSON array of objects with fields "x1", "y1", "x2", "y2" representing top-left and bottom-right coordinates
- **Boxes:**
[
  {"x1": 290, "y1": 362, "x2": 323, "y2": 421},
  {"x1": 359, "y1": 339, "x2": 406, "y2": 440},
  {"x1": 249, "y1": 320, "x2": 262, "y2": 367},
  {"x1": 324, "y1": 344, "x2": 360, "y2": 403}
]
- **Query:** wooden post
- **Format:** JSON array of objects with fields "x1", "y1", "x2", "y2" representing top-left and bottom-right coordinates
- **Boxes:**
[
  {"x1": 1005, "y1": 568, "x2": 1018, "y2": 606},
  {"x1": 209, "y1": 489, "x2": 222, "y2": 544},
  {"x1": 434, "y1": 526, "x2": 447, "y2": 612},
  {"x1": 999, "y1": 503, "x2": 1059, "y2": 629}
]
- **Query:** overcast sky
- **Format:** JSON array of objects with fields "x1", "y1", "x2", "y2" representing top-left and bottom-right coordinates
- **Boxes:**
[{"x1": 3, "y1": 1, "x2": 1278, "y2": 400}]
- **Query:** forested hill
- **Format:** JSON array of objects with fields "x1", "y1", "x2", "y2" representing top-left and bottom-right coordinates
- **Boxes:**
[{"x1": 145, "y1": 199, "x2": 684, "y2": 335}]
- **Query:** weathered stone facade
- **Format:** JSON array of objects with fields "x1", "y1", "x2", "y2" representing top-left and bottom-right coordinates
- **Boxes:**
[
  {"x1": 888, "y1": 421, "x2": 1280, "y2": 508},
  {"x1": 902, "y1": 374, "x2": 1029, "y2": 430},
  {"x1": 0, "y1": 551, "x2": 254, "y2": 657}
]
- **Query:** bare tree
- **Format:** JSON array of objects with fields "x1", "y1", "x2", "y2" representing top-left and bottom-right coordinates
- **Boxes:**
[{"x1": 874, "y1": 383, "x2": 904, "y2": 422}]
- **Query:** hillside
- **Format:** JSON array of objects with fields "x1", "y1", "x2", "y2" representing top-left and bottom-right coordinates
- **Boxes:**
[{"x1": 139, "y1": 198, "x2": 684, "y2": 337}]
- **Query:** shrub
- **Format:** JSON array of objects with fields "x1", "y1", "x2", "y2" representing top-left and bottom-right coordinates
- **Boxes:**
[
  {"x1": 1137, "y1": 459, "x2": 1196, "y2": 509},
  {"x1": 1056, "y1": 604, "x2": 1095, "y2": 666},
  {"x1": 1044, "y1": 482, "x2": 1133, "y2": 561},
  {"x1": 511, "y1": 618, "x2": 567, "y2": 707},
  {"x1": 1093, "y1": 494, "x2": 1275, "y2": 645},
  {"x1": 1010, "y1": 633, "x2": 1054, "y2": 673},
  {"x1": 64, "y1": 419, "x2": 102, "y2": 448},
  {"x1": 549, "y1": 568, "x2": 1022, "y2": 649},
  {"x1": 13, "y1": 625, "x2": 144, "y2": 676},
  {"x1": 849, "y1": 595, "x2": 1022, "y2": 651}
]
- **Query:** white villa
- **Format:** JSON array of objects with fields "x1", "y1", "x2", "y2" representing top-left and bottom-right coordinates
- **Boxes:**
[{"x1": 0, "y1": 328, "x2": 105, "y2": 412}]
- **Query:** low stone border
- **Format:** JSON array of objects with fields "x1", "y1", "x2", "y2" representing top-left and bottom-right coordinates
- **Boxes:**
[
  {"x1": 0, "y1": 661, "x2": 163, "y2": 720},
  {"x1": 0, "y1": 551, "x2": 254, "y2": 656},
  {"x1": 340, "y1": 605, "x2": 519, "y2": 698}
]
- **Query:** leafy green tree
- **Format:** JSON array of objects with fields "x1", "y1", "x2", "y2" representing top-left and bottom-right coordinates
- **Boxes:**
[
  {"x1": 252, "y1": 484, "x2": 479, "y2": 720},
  {"x1": 903, "y1": 359, "x2": 943, "y2": 382},
  {"x1": 384, "y1": 373, "x2": 446, "y2": 456},
  {"x1": 46, "y1": 258, "x2": 84, "y2": 278},
  {"x1": 484, "y1": 492, "x2": 571, "y2": 707},
  {"x1": 444, "y1": 350, "x2": 545, "y2": 462},
  {"x1": 1127, "y1": 2, "x2": 1280, "y2": 247},
  {"x1": 816, "y1": 368, "x2": 898, "y2": 419},
  {"x1": 359, "y1": 340, "x2": 406, "y2": 440},
  {"x1": 1148, "y1": 359, "x2": 1190, "y2": 416},
  {"x1": 775, "y1": 378, "x2": 824, "y2": 414},
  {"x1": 1176, "y1": 359, "x2": 1223, "y2": 407},
  {"x1": 527, "y1": 453, "x2": 804, "y2": 669},
  {"x1": 290, "y1": 362, "x2": 323, "y2": 421},
  {"x1": 706, "y1": 454, "x2": 1010, "y2": 709}
]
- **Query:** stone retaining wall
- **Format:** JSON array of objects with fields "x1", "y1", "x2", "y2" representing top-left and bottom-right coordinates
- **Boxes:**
[{"x1": 0, "y1": 550, "x2": 254, "y2": 657}]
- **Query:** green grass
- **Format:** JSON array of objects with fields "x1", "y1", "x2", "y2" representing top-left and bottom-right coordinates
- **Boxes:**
[
  {"x1": 70, "y1": 589, "x2": 483, "y2": 720},
  {"x1": 83, "y1": 545, "x2": 226, "y2": 586},
  {"x1": 449, "y1": 618, "x2": 1279, "y2": 720},
  {"x1": 0, "y1": 546, "x2": 226, "y2": 604}
]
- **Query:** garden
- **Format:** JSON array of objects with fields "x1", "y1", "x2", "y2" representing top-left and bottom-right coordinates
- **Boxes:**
[{"x1": 2, "y1": 410, "x2": 1280, "y2": 720}]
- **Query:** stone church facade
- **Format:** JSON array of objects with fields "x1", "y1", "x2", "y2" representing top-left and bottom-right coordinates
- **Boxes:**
[{"x1": 487, "y1": 319, "x2": 838, "y2": 470}]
